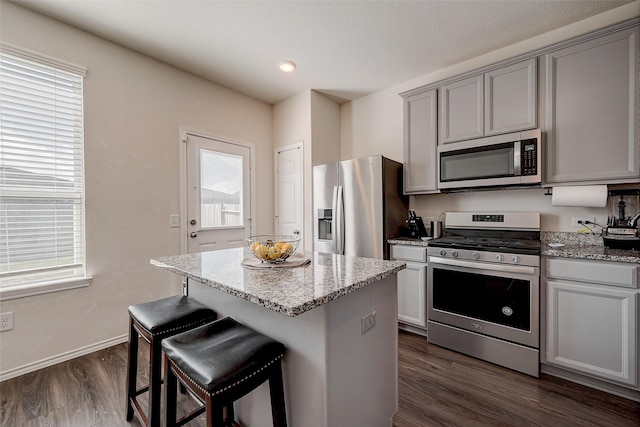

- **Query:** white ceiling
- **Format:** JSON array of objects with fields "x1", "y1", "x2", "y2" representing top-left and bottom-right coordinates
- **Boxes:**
[{"x1": 11, "y1": 0, "x2": 636, "y2": 104}]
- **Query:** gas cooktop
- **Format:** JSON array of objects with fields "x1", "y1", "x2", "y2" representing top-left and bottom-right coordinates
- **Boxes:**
[
  {"x1": 429, "y1": 235, "x2": 541, "y2": 255},
  {"x1": 429, "y1": 211, "x2": 542, "y2": 255}
]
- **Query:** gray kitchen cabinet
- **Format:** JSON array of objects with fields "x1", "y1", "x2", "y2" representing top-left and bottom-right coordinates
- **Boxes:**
[
  {"x1": 439, "y1": 58, "x2": 537, "y2": 144},
  {"x1": 438, "y1": 74, "x2": 484, "y2": 144},
  {"x1": 485, "y1": 58, "x2": 537, "y2": 136},
  {"x1": 544, "y1": 26, "x2": 639, "y2": 184},
  {"x1": 391, "y1": 245, "x2": 428, "y2": 331},
  {"x1": 402, "y1": 89, "x2": 438, "y2": 194},
  {"x1": 543, "y1": 257, "x2": 639, "y2": 388}
]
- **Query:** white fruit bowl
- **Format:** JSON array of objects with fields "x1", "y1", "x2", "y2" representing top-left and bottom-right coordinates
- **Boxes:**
[{"x1": 246, "y1": 235, "x2": 300, "y2": 263}]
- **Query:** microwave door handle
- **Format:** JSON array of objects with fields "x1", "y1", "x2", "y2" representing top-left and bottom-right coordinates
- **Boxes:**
[{"x1": 514, "y1": 141, "x2": 522, "y2": 176}]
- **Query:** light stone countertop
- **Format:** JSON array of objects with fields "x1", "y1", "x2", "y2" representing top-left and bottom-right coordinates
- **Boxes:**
[
  {"x1": 390, "y1": 232, "x2": 640, "y2": 264},
  {"x1": 151, "y1": 248, "x2": 406, "y2": 317},
  {"x1": 542, "y1": 231, "x2": 640, "y2": 264},
  {"x1": 388, "y1": 237, "x2": 431, "y2": 247}
]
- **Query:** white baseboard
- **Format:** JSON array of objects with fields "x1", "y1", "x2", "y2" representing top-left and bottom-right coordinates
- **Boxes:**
[{"x1": 0, "y1": 334, "x2": 128, "y2": 382}]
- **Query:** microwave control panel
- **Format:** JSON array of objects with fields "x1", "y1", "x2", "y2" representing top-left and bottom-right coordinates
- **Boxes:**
[{"x1": 521, "y1": 139, "x2": 537, "y2": 176}]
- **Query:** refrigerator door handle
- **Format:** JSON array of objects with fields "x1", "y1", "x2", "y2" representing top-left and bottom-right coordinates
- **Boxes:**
[
  {"x1": 336, "y1": 185, "x2": 345, "y2": 254},
  {"x1": 332, "y1": 186, "x2": 339, "y2": 254}
]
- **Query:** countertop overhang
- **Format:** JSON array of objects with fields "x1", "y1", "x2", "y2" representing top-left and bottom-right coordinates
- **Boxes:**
[{"x1": 151, "y1": 248, "x2": 406, "y2": 317}]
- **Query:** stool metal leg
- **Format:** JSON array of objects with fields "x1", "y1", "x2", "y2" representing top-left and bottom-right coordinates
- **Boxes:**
[
  {"x1": 268, "y1": 361, "x2": 288, "y2": 427},
  {"x1": 125, "y1": 317, "x2": 138, "y2": 421}
]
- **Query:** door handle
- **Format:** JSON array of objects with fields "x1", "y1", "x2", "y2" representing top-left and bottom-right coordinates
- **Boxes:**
[{"x1": 190, "y1": 232, "x2": 197, "y2": 238}]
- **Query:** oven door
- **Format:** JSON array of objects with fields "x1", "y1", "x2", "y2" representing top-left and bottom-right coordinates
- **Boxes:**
[{"x1": 427, "y1": 256, "x2": 539, "y2": 348}]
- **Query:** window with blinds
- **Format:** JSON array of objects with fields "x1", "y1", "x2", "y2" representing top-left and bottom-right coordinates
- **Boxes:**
[{"x1": 0, "y1": 43, "x2": 88, "y2": 290}]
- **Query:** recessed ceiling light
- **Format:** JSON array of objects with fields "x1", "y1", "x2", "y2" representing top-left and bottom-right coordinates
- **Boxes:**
[{"x1": 278, "y1": 61, "x2": 296, "y2": 73}]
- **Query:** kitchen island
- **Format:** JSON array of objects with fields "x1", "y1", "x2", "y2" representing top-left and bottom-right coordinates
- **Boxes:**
[{"x1": 151, "y1": 248, "x2": 405, "y2": 427}]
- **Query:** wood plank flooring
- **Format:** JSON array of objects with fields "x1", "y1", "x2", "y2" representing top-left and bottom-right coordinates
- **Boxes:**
[{"x1": 1, "y1": 330, "x2": 638, "y2": 426}]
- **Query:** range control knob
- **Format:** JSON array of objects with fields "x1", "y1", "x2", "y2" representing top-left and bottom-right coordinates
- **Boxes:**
[
  {"x1": 439, "y1": 249, "x2": 446, "y2": 256},
  {"x1": 472, "y1": 252, "x2": 480, "y2": 260},
  {"x1": 512, "y1": 255, "x2": 521, "y2": 263},
  {"x1": 496, "y1": 254, "x2": 505, "y2": 262},
  {"x1": 451, "y1": 251, "x2": 458, "y2": 258}
]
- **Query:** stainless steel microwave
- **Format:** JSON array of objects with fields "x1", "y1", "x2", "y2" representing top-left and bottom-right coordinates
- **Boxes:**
[{"x1": 437, "y1": 129, "x2": 541, "y2": 190}]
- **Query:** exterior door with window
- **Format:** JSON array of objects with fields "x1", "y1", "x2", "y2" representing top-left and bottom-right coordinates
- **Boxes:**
[{"x1": 185, "y1": 133, "x2": 252, "y2": 253}]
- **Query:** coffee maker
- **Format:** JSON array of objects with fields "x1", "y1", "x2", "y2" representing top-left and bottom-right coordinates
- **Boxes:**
[
  {"x1": 604, "y1": 189, "x2": 640, "y2": 250},
  {"x1": 406, "y1": 210, "x2": 428, "y2": 239}
]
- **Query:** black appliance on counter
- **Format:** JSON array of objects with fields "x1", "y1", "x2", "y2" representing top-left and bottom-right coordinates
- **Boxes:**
[
  {"x1": 405, "y1": 210, "x2": 428, "y2": 238},
  {"x1": 604, "y1": 189, "x2": 640, "y2": 250}
]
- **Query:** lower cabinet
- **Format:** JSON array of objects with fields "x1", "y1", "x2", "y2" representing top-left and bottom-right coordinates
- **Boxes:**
[
  {"x1": 391, "y1": 245, "x2": 428, "y2": 330},
  {"x1": 543, "y1": 257, "x2": 639, "y2": 389}
]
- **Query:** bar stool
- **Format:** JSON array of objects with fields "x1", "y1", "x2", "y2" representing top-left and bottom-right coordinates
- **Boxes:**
[
  {"x1": 162, "y1": 317, "x2": 287, "y2": 427},
  {"x1": 126, "y1": 295, "x2": 217, "y2": 427}
]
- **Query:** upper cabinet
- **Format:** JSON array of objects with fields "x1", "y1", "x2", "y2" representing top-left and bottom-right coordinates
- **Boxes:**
[
  {"x1": 485, "y1": 58, "x2": 537, "y2": 136},
  {"x1": 438, "y1": 58, "x2": 537, "y2": 144},
  {"x1": 544, "y1": 26, "x2": 639, "y2": 184},
  {"x1": 438, "y1": 74, "x2": 484, "y2": 144},
  {"x1": 401, "y1": 19, "x2": 639, "y2": 194},
  {"x1": 402, "y1": 89, "x2": 438, "y2": 194}
]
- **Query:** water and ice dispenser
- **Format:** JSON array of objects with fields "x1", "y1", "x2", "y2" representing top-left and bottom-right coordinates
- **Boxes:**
[{"x1": 317, "y1": 209, "x2": 333, "y2": 240}]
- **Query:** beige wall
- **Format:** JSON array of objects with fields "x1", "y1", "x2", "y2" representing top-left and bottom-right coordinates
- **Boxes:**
[
  {"x1": 340, "y1": 1, "x2": 640, "y2": 232},
  {"x1": 0, "y1": 3, "x2": 273, "y2": 377}
]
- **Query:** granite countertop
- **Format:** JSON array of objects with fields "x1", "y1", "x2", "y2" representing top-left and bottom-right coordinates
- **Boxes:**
[
  {"x1": 151, "y1": 248, "x2": 406, "y2": 317},
  {"x1": 542, "y1": 232, "x2": 640, "y2": 264},
  {"x1": 390, "y1": 232, "x2": 640, "y2": 263},
  {"x1": 388, "y1": 237, "x2": 431, "y2": 247}
]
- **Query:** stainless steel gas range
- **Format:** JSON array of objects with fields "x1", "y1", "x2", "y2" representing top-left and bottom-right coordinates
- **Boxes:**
[{"x1": 427, "y1": 212, "x2": 541, "y2": 377}]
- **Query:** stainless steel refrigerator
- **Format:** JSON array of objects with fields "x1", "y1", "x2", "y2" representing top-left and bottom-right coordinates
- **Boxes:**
[{"x1": 313, "y1": 155, "x2": 408, "y2": 260}]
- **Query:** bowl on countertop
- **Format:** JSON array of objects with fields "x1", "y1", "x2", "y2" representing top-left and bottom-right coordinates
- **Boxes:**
[{"x1": 246, "y1": 235, "x2": 300, "y2": 263}]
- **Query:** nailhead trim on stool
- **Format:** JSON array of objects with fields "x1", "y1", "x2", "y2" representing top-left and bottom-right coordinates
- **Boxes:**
[
  {"x1": 125, "y1": 295, "x2": 216, "y2": 427},
  {"x1": 162, "y1": 317, "x2": 287, "y2": 427}
]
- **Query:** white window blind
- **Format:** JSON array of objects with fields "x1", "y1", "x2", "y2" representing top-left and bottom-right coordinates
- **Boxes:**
[{"x1": 0, "y1": 43, "x2": 88, "y2": 289}]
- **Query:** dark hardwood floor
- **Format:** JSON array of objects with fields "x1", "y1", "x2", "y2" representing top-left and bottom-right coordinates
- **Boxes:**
[{"x1": 1, "y1": 330, "x2": 639, "y2": 426}]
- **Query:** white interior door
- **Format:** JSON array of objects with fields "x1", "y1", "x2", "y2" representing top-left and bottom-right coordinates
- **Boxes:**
[
  {"x1": 184, "y1": 132, "x2": 253, "y2": 253},
  {"x1": 275, "y1": 142, "x2": 303, "y2": 250}
]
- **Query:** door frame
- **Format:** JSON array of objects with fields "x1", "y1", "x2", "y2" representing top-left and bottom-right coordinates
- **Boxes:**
[
  {"x1": 274, "y1": 141, "x2": 304, "y2": 244},
  {"x1": 179, "y1": 127, "x2": 256, "y2": 254}
]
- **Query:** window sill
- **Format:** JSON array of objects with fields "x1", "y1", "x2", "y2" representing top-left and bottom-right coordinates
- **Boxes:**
[{"x1": 0, "y1": 276, "x2": 93, "y2": 301}]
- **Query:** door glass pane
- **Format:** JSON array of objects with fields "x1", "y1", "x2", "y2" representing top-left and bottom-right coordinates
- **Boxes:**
[{"x1": 200, "y1": 149, "x2": 243, "y2": 228}]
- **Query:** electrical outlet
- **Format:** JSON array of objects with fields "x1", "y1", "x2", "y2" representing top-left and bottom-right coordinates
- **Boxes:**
[
  {"x1": 0, "y1": 312, "x2": 14, "y2": 332},
  {"x1": 361, "y1": 310, "x2": 376, "y2": 334},
  {"x1": 572, "y1": 217, "x2": 596, "y2": 227}
]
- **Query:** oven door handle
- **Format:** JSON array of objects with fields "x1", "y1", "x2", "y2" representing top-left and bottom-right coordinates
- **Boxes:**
[{"x1": 429, "y1": 256, "x2": 538, "y2": 275}]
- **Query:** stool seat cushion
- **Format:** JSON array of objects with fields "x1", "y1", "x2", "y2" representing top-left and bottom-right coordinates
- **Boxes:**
[
  {"x1": 162, "y1": 317, "x2": 285, "y2": 396},
  {"x1": 128, "y1": 295, "x2": 216, "y2": 336}
]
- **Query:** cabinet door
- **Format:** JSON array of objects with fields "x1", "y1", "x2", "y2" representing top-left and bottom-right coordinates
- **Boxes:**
[
  {"x1": 397, "y1": 261, "x2": 427, "y2": 328},
  {"x1": 546, "y1": 279, "x2": 638, "y2": 387},
  {"x1": 485, "y1": 58, "x2": 537, "y2": 135},
  {"x1": 439, "y1": 74, "x2": 484, "y2": 144},
  {"x1": 403, "y1": 89, "x2": 438, "y2": 193},
  {"x1": 545, "y1": 27, "x2": 639, "y2": 184}
]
